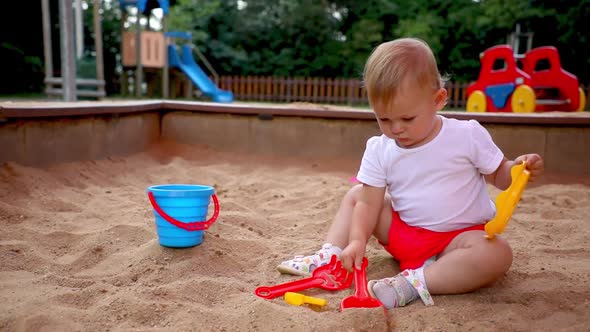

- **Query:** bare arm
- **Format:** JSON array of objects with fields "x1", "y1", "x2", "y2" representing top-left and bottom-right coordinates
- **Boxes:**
[
  {"x1": 485, "y1": 154, "x2": 545, "y2": 190},
  {"x1": 340, "y1": 184, "x2": 386, "y2": 271}
]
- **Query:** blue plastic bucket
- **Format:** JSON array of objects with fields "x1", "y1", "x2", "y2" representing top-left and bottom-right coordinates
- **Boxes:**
[{"x1": 147, "y1": 184, "x2": 220, "y2": 248}]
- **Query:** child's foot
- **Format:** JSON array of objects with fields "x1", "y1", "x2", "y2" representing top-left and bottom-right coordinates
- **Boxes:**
[
  {"x1": 277, "y1": 243, "x2": 342, "y2": 276},
  {"x1": 368, "y1": 269, "x2": 434, "y2": 308},
  {"x1": 368, "y1": 274, "x2": 419, "y2": 308}
]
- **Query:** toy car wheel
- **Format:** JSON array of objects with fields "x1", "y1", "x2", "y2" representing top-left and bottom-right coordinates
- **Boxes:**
[
  {"x1": 577, "y1": 87, "x2": 586, "y2": 112},
  {"x1": 467, "y1": 90, "x2": 487, "y2": 112},
  {"x1": 511, "y1": 85, "x2": 536, "y2": 113}
]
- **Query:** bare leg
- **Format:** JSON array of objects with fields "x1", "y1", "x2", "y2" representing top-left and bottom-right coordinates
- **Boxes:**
[
  {"x1": 277, "y1": 185, "x2": 392, "y2": 276},
  {"x1": 369, "y1": 229, "x2": 513, "y2": 308},
  {"x1": 425, "y1": 230, "x2": 513, "y2": 294},
  {"x1": 326, "y1": 184, "x2": 393, "y2": 248}
]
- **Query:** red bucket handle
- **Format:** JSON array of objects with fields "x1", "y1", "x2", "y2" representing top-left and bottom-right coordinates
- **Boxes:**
[{"x1": 148, "y1": 191, "x2": 219, "y2": 231}]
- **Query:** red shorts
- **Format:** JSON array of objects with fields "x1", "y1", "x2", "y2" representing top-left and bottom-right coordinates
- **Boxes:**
[{"x1": 380, "y1": 209, "x2": 485, "y2": 270}]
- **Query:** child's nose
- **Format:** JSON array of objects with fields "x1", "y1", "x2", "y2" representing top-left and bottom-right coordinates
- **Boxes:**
[{"x1": 391, "y1": 122, "x2": 404, "y2": 134}]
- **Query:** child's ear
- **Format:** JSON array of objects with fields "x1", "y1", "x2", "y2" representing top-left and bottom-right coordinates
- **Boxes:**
[{"x1": 434, "y1": 88, "x2": 448, "y2": 111}]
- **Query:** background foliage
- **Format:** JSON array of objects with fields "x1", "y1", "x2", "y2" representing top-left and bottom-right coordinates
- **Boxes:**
[{"x1": 2, "y1": 0, "x2": 588, "y2": 95}]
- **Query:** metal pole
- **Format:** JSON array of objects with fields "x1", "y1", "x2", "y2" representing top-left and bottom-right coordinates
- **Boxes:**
[
  {"x1": 93, "y1": 0, "x2": 106, "y2": 98},
  {"x1": 120, "y1": 8, "x2": 128, "y2": 96},
  {"x1": 135, "y1": 8, "x2": 143, "y2": 97},
  {"x1": 59, "y1": 0, "x2": 77, "y2": 101},
  {"x1": 193, "y1": 46, "x2": 220, "y2": 86},
  {"x1": 74, "y1": 0, "x2": 83, "y2": 59},
  {"x1": 41, "y1": 0, "x2": 54, "y2": 96},
  {"x1": 162, "y1": 16, "x2": 169, "y2": 98},
  {"x1": 514, "y1": 24, "x2": 521, "y2": 54}
]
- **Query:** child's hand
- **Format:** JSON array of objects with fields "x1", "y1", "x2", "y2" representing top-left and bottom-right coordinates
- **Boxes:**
[
  {"x1": 340, "y1": 240, "x2": 366, "y2": 272},
  {"x1": 515, "y1": 154, "x2": 544, "y2": 181}
]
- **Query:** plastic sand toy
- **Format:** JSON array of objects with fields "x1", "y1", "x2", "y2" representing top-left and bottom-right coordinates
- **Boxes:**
[
  {"x1": 340, "y1": 257, "x2": 383, "y2": 311},
  {"x1": 255, "y1": 256, "x2": 353, "y2": 299},
  {"x1": 485, "y1": 162, "x2": 530, "y2": 239},
  {"x1": 284, "y1": 292, "x2": 327, "y2": 307}
]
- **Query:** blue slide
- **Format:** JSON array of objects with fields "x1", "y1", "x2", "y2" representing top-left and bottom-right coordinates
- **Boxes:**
[{"x1": 168, "y1": 44, "x2": 234, "y2": 103}]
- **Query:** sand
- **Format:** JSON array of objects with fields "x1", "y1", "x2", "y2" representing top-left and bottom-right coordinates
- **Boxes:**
[{"x1": 1, "y1": 141, "x2": 589, "y2": 332}]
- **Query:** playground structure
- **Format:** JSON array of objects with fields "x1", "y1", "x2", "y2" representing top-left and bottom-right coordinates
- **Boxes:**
[
  {"x1": 467, "y1": 25, "x2": 584, "y2": 113},
  {"x1": 466, "y1": 44, "x2": 585, "y2": 113},
  {"x1": 467, "y1": 24, "x2": 585, "y2": 113},
  {"x1": 41, "y1": 0, "x2": 106, "y2": 101},
  {"x1": 119, "y1": 0, "x2": 233, "y2": 102},
  {"x1": 520, "y1": 46, "x2": 585, "y2": 112},
  {"x1": 40, "y1": 0, "x2": 233, "y2": 102},
  {"x1": 166, "y1": 32, "x2": 234, "y2": 102},
  {"x1": 119, "y1": 0, "x2": 169, "y2": 99}
]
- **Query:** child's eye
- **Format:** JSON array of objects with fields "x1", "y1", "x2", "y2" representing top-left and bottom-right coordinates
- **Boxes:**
[
  {"x1": 379, "y1": 118, "x2": 390, "y2": 122},
  {"x1": 402, "y1": 117, "x2": 416, "y2": 122}
]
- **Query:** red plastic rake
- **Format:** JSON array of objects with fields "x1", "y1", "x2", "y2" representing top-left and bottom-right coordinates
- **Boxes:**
[{"x1": 255, "y1": 256, "x2": 353, "y2": 299}]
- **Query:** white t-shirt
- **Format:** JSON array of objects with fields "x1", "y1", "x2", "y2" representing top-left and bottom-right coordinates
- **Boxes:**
[{"x1": 356, "y1": 115, "x2": 504, "y2": 232}]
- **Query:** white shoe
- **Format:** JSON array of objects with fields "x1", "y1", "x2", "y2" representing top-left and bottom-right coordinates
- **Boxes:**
[{"x1": 277, "y1": 243, "x2": 342, "y2": 276}]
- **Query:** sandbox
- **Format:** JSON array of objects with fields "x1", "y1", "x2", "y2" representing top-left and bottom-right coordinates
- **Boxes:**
[{"x1": 0, "y1": 101, "x2": 589, "y2": 331}]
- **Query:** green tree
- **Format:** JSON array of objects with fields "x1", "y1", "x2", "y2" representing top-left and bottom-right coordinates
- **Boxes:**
[{"x1": 3, "y1": 0, "x2": 589, "y2": 96}]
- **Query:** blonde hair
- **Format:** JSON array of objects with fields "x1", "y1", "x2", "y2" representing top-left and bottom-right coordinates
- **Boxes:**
[{"x1": 363, "y1": 38, "x2": 446, "y2": 107}]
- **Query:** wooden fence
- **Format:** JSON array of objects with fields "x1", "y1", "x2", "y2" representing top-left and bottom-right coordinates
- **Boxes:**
[
  {"x1": 214, "y1": 76, "x2": 589, "y2": 110},
  {"x1": 217, "y1": 76, "x2": 369, "y2": 105}
]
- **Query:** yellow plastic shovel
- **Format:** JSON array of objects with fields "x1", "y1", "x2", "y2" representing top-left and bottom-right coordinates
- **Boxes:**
[
  {"x1": 485, "y1": 162, "x2": 530, "y2": 239},
  {"x1": 284, "y1": 292, "x2": 327, "y2": 307}
]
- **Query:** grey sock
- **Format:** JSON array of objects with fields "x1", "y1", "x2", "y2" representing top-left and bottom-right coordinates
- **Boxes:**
[{"x1": 371, "y1": 275, "x2": 419, "y2": 308}]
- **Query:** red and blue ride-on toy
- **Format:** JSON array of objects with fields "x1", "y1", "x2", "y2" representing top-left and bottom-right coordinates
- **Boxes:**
[
  {"x1": 520, "y1": 46, "x2": 585, "y2": 112},
  {"x1": 466, "y1": 45, "x2": 586, "y2": 113}
]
